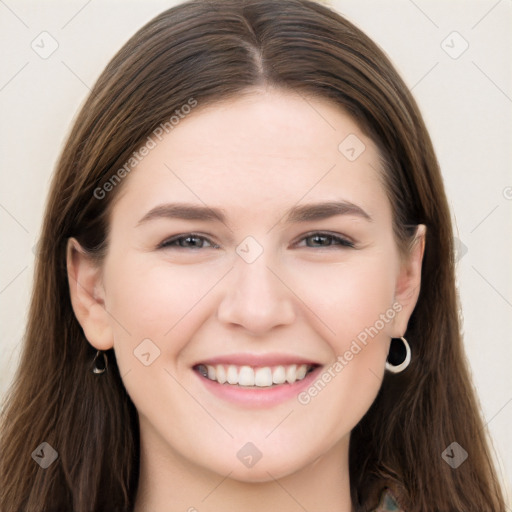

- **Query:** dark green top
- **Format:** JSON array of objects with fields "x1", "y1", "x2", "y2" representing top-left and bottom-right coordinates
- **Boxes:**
[{"x1": 372, "y1": 488, "x2": 404, "y2": 511}]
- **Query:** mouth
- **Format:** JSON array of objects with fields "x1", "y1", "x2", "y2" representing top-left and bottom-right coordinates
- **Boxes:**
[{"x1": 193, "y1": 363, "x2": 319, "y2": 388}]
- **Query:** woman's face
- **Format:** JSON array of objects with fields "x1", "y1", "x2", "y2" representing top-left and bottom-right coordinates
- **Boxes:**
[{"x1": 69, "y1": 88, "x2": 423, "y2": 482}]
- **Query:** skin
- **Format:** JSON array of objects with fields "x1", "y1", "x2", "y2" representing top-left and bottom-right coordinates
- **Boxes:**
[{"x1": 67, "y1": 88, "x2": 425, "y2": 512}]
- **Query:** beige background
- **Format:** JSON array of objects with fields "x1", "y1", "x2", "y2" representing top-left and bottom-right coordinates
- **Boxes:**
[{"x1": 1, "y1": 0, "x2": 510, "y2": 504}]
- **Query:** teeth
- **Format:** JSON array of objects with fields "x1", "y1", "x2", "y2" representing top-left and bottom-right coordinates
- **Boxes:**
[
  {"x1": 216, "y1": 365, "x2": 227, "y2": 384},
  {"x1": 227, "y1": 365, "x2": 238, "y2": 384},
  {"x1": 286, "y1": 364, "x2": 297, "y2": 384},
  {"x1": 296, "y1": 364, "x2": 307, "y2": 380},
  {"x1": 272, "y1": 365, "x2": 286, "y2": 384},
  {"x1": 239, "y1": 366, "x2": 255, "y2": 386},
  {"x1": 197, "y1": 363, "x2": 313, "y2": 387},
  {"x1": 254, "y1": 367, "x2": 273, "y2": 387}
]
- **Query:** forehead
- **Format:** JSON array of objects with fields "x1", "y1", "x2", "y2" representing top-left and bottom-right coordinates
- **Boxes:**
[
  {"x1": 158, "y1": 89, "x2": 370, "y2": 167},
  {"x1": 112, "y1": 89, "x2": 391, "y2": 227}
]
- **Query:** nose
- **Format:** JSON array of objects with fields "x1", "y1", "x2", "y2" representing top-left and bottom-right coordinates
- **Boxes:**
[{"x1": 217, "y1": 253, "x2": 296, "y2": 336}]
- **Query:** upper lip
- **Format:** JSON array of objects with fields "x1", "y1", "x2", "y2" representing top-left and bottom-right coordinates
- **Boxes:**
[{"x1": 193, "y1": 353, "x2": 321, "y2": 367}]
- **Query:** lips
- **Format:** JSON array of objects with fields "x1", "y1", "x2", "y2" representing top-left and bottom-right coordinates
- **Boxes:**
[
  {"x1": 192, "y1": 354, "x2": 323, "y2": 407},
  {"x1": 194, "y1": 363, "x2": 316, "y2": 387}
]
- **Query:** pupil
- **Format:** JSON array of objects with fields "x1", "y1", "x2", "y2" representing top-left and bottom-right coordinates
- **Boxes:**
[
  {"x1": 312, "y1": 235, "x2": 329, "y2": 246},
  {"x1": 183, "y1": 236, "x2": 200, "y2": 247}
]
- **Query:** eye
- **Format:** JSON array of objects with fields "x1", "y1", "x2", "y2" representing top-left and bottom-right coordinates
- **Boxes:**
[
  {"x1": 157, "y1": 231, "x2": 355, "y2": 251},
  {"x1": 158, "y1": 233, "x2": 218, "y2": 249},
  {"x1": 296, "y1": 232, "x2": 355, "y2": 249}
]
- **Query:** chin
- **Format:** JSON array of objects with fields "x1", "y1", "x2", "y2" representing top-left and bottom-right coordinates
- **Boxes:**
[
  {"x1": 197, "y1": 444, "x2": 315, "y2": 484},
  {"x1": 223, "y1": 460, "x2": 301, "y2": 483}
]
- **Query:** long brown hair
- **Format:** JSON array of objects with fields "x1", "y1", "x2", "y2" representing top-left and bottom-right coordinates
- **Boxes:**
[{"x1": 0, "y1": 1, "x2": 505, "y2": 510}]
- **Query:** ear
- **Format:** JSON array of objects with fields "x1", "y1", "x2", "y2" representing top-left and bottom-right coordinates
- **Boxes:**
[
  {"x1": 66, "y1": 238, "x2": 114, "y2": 351},
  {"x1": 391, "y1": 224, "x2": 426, "y2": 337}
]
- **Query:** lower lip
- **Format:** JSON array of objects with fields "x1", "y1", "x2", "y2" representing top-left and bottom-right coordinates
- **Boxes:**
[{"x1": 194, "y1": 366, "x2": 323, "y2": 408}]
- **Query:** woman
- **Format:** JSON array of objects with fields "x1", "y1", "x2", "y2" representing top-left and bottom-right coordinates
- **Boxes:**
[{"x1": 0, "y1": 0, "x2": 506, "y2": 510}]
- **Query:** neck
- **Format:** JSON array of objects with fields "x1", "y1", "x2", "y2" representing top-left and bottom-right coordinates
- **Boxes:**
[{"x1": 133, "y1": 428, "x2": 353, "y2": 512}]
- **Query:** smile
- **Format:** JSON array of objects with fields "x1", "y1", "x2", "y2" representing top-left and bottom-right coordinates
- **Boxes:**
[{"x1": 194, "y1": 363, "x2": 317, "y2": 387}]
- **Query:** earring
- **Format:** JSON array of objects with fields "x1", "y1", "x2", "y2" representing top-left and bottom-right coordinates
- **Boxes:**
[
  {"x1": 92, "y1": 350, "x2": 108, "y2": 374},
  {"x1": 385, "y1": 336, "x2": 411, "y2": 373}
]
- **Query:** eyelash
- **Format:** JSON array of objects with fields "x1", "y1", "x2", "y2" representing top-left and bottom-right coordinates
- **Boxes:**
[{"x1": 158, "y1": 232, "x2": 355, "y2": 250}]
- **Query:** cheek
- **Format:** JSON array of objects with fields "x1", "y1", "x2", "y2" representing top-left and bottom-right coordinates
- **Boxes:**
[
  {"x1": 289, "y1": 253, "x2": 397, "y2": 345},
  {"x1": 102, "y1": 253, "x2": 226, "y2": 371},
  {"x1": 101, "y1": 254, "x2": 227, "y2": 445},
  {"x1": 289, "y1": 255, "x2": 395, "y2": 411}
]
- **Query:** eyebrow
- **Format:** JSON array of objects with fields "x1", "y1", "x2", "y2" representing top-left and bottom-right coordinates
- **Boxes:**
[{"x1": 137, "y1": 200, "x2": 372, "y2": 226}]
